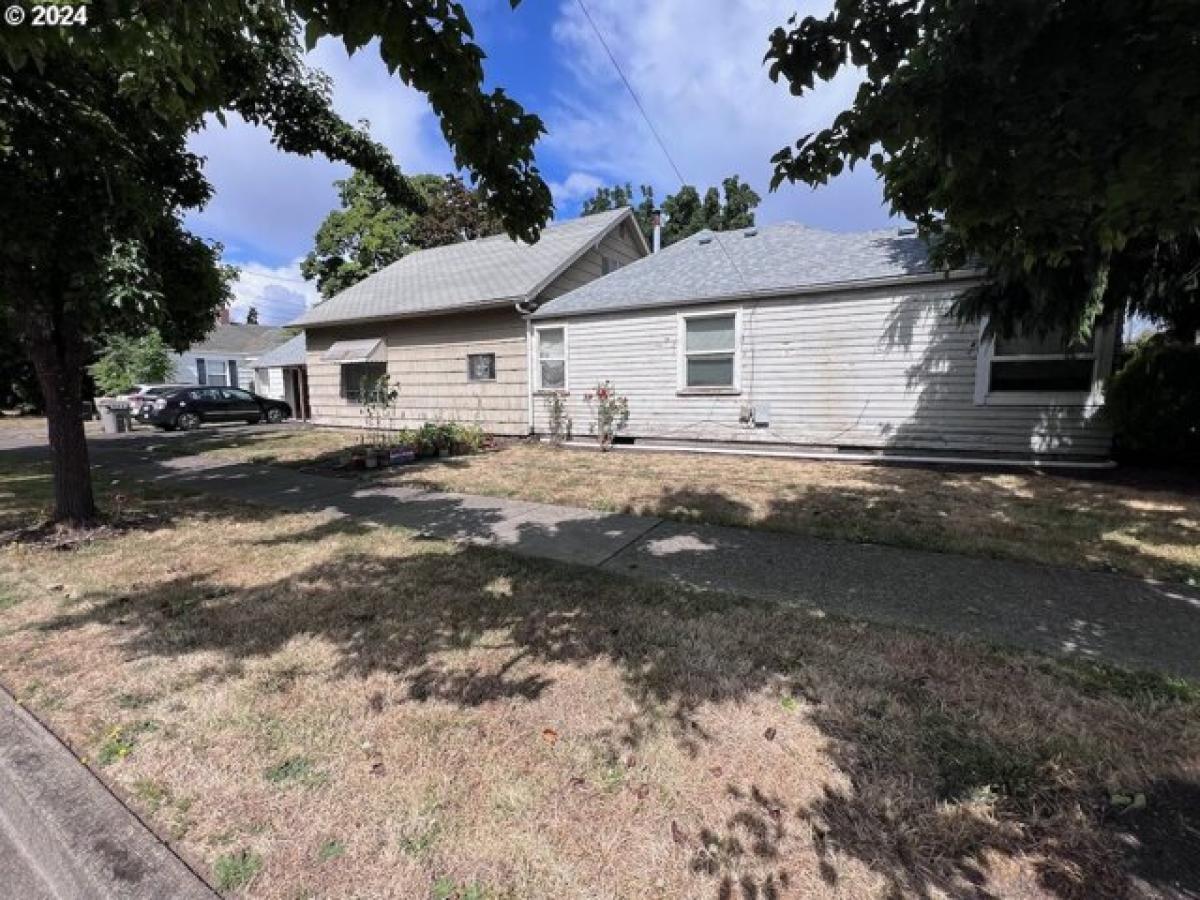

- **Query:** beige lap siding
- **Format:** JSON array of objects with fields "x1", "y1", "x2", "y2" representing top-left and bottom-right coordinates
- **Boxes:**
[
  {"x1": 306, "y1": 308, "x2": 529, "y2": 435},
  {"x1": 538, "y1": 220, "x2": 645, "y2": 301},
  {"x1": 533, "y1": 286, "x2": 1113, "y2": 458}
]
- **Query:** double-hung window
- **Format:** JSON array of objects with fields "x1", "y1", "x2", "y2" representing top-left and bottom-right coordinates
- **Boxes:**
[
  {"x1": 203, "y1": 359, "x2": 229, "y2": 387},
  {"x1": 536, "y1": 326, "x2": 567, "y2": 391},
  {"x1": 680, "y1": 312, "x2": 739, "y2": 391}
]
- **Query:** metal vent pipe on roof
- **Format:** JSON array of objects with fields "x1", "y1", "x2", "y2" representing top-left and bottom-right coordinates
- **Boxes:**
[{"x1": 651, "y1": 208, "x2": 662, "y2": 254}]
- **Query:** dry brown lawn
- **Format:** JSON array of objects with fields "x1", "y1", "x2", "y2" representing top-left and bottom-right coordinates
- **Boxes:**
[
  {"x1": 173, "y1": 428, "x2": 1200, "y2": 584},
  {"x1": 0, "y1": 462, "x2": 1197, "y2": 899}
]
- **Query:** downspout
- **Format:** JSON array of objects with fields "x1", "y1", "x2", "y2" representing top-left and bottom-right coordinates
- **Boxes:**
[{"x1": 516, "y1": 298, "x2": 537, "y2": 435}]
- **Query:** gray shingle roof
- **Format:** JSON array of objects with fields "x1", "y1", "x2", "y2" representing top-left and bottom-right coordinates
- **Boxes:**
[
  {"x1": 191, "y1": 324, "x2": 290, "y2": 354},
  {"x1": 253, "y1": 332, "x2": 306, "y2": 369},
  {"x1": 533, "y1": 223, "x2": 952, "y2": 319},
  {"x1": 292, "y1": 207, "x2": 634, "y2": 327}
]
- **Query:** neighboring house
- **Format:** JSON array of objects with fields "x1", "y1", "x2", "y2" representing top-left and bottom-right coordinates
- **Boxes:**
[
  {"x1": 253, "y1": 332, "x2": 310, "y2": 420},
  {"x1": 171, "y1": 323, "x2": 291, "y2": 392},
  {"x1": 291, "y1": 207, "x2": 648, "y2": 434},
  {"x1": 530, "y1": 224, "x2": 1118, "y2": 459}
]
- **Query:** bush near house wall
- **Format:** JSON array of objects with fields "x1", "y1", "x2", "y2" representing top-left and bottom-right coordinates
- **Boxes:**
[
  {"x1": 394, "y1": 423, "x2": 488, "y2": 457},
  {"x1": 1106, "y1": 335, "x2": 1200, "y2": 465}
]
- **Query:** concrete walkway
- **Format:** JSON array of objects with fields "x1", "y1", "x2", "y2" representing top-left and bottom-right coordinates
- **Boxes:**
[
  {"x1": 0, "y1": 690, "x2": 215, "y2": 899},
  {"x1": 85, "y1": 445, "x2": 1200, "y2": 682}
]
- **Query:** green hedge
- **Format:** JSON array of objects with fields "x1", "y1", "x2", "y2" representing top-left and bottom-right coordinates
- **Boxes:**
[{"x1": 1106, "y1": 336, "x2": 1200, "y2": 465}]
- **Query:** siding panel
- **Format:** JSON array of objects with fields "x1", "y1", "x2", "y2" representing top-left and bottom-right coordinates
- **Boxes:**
[
  {"x1": 306, "y1": 309, "x2": 530, "y2": 434},
  {"x1": 533, "y1": 287, "x2": 1112, "y2": 458}
]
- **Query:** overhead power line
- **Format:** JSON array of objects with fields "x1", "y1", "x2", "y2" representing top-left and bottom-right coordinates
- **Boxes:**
[{"x1": 573, "y1": 0, "x2": 688, "y2": 188}]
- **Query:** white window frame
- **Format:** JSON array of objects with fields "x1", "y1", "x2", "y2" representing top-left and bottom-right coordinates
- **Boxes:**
[
  {"x1": 203, "y1": 358, "x2": 230, "y2": 387},
  {"x1": 534, "y1": 324, "x2": 568, "y2": 393},
  {"x1": 973, "y1": 318, "x2": 1115, "y2": 408},
  {"x1": 677, "y1": 308, "x2": 742, "y2": 395}
]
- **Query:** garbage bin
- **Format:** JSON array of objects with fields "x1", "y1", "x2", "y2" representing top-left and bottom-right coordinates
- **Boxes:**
[{"x1": 97, "y1": 400, "x2": 131, "y2": 434}]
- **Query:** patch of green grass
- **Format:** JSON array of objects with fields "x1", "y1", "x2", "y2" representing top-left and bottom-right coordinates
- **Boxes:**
[
  {"x1": 97, "y1": 727, "x2": 136, "y2": 765},
  {"x1": 131, "y1": 778, "x2": 169, "y2": 813},
  {"x1": 1043, "y1": 659, "x2": 1200, "y2": 705},
  {"x1": 432, "y1": 877, "x2": 488, "y2": 900},
  {"x1": 263, "y1": 754, "x2": 325, "y2": 787},
  {"x1": 317, "y1": 838, "x2": 345, "y2": 862},
  {"x1": 599, "y1": 765, "x2": 624, "y2": 793},
  {"x1": 96, "y1": 720, "x2": 158, "y2": 766},
  {"x1": 214, "y1": 848, "x2": 263, "y2": 892},
  {"x1": 0, "y1": 589, "x2": 20, "y2": 612},
  {"x1": 115, "y1": 690, "x2": 155, "y2": 710},
  {"x1": 398, "y1": 821, "x2": 440, "y2": 856}
]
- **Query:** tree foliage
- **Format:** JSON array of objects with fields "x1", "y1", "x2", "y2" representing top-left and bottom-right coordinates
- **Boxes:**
[
  {"x1": 581, "y1": 183, "x2": 657, "y2": 243},
  {"x1": 245, "y1": 307, "x2": 260, "y2": 325},
  {"x1": 581, "y1": 177, "x2": 761, "y2": 247},
  {"x1": 0, "y1": 0, "x2": 551, "y2": 523},
  {"x1": 302, "y1": 173, "x2": 502, "y2": 299},
  {"x1": 1107, "y1": 336, "x2": 1200, "y2": 465},
  {"x1": 89, "y1": 332, "x2": 173, "y2": 397},
  {"x1": 765, "y1": 0, "x2": 1200, "y2": 340}
]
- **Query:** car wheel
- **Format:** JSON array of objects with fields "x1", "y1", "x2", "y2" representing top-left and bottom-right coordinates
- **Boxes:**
[
  {"x1": 176, "y1": 412, "x2": 202, "y2": 431},
  {"x1": 266, "y1": 407, "x2": 284, "y2": 424}
]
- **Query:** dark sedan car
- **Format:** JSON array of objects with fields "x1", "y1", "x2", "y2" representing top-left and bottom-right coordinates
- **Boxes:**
[{"x1": 138, "y1": 386, "x2": 292, "y2": 431}]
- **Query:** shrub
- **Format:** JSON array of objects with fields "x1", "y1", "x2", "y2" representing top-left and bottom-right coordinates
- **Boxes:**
[
  {"x1": 1106, "y1": 335, "x2": 1200, "y2": 465},
  {"x1": 543, "y1": 392, "x2": 571, "y2": 445},
  {"x1": 399, "y1": 422, "x2": 489, "y2": 458},
  {"x1": 583, "y1": 381, "x2": 629, "y2": 451}
]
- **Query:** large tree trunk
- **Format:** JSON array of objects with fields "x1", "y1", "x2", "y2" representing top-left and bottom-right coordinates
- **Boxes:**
[{"x1": 26, "y1": 327, "x2": 96, "y2": 526}]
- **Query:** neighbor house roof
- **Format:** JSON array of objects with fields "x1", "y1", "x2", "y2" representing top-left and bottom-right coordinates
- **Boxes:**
[
  {"x1": 190, "y1": 323, "x2": 290, "y2": 355},
  {"x1": 253, "y1": 332, "x2": 306, "y2": 369},
  {"x1": 291, "y1": 207, "x2": 641, "y2": 328},
  {"x1": 533, "y1": 223, "x2": 974, "y2": 319}
]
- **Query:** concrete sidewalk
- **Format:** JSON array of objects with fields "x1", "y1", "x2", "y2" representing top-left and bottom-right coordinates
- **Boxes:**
[
  {"x1": 0, "y1": 690, "x2": 215, "y2": 899},
  {"x1": 91, "y1": 449, "x2": 1200, "y2": 681}
]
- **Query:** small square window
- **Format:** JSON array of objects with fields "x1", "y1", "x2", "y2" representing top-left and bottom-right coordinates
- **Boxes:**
[{"x1": 468, "y1": 353, "x2": 496, "y2": 381}]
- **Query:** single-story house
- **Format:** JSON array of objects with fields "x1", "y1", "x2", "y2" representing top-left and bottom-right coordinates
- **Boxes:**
[
  {"x1": 290, "y1": 207, "x2": 648, "y2": 433},
  {"x1": 529, "y1": 223, "x2": 1117, "y2": 460},
  {"x1": 171, "y1": 323, "x2": 292, "y2": 392},
  {"x1": 253, "y1": 332, "x2": 310, "y2": 419}
]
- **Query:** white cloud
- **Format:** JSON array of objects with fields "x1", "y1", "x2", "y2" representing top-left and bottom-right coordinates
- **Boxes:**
[
  {"x1": 545, "y1": 0, "x2": 893, "y2": 230},
  {"x1": 186, "y1": 37, "x2": 454, "y2": 263},
  {"x1": 227, "y1": 258, "x2": 319, "y2": 326},
  {"x1": 548, "y1": 170, "x2": 605, "y2": 209}
]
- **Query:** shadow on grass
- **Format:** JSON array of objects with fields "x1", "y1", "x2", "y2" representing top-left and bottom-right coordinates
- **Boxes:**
[{"x1": 37, "y1": 518, "x2": 1200, "y2": 900}]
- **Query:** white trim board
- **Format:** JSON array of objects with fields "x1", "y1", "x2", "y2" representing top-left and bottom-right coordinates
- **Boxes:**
[{"x1": 557, "y1": 440, "x2": 1116, "y2": 470}]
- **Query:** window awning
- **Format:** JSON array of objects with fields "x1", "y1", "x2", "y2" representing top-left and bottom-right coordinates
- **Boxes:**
[{"x1": 320, "y1": 338, "x2": 385, "y2": 364}]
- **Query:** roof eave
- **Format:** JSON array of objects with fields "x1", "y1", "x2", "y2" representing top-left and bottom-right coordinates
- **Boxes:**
[
  {"x1": 532, "y1": 267, "x2": 986, "y2": 319},
  {"x1": 292, "y1": 296, "x2": 525, "y2": 330}
]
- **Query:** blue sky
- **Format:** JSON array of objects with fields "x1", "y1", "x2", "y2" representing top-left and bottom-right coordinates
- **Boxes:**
[{"x1": 186, "y1": 0, "x2": 893, "y2": 324}]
